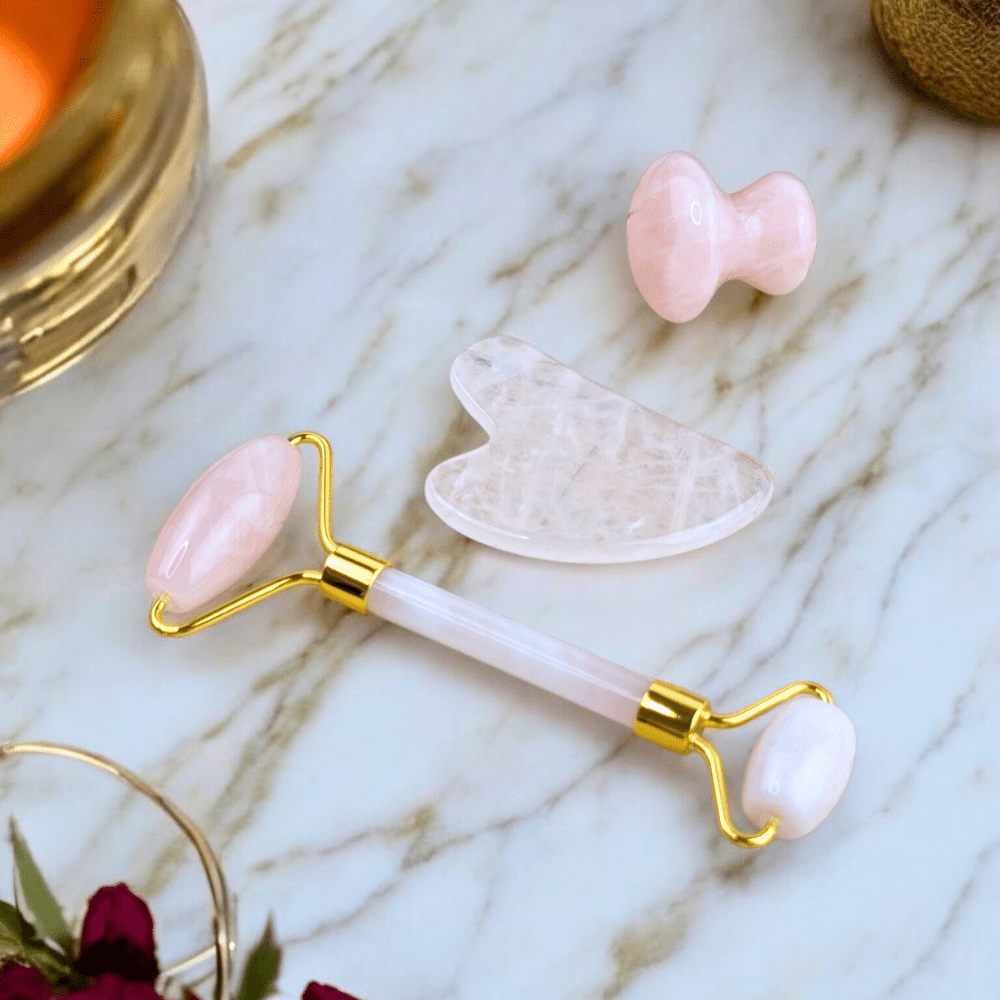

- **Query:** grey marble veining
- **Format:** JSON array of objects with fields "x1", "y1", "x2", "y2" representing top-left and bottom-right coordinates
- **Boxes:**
[{"x1": 0, "y1": 0, "x2": 998, "y2": 997}]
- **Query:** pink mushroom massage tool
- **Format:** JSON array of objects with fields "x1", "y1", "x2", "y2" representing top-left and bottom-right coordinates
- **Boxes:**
[
  {"x1": 145, "y1": 432, "x2": 856, "y2": 849},
  {"x1": 627, "y1": 152, "x2": 817, "y2": 323}
]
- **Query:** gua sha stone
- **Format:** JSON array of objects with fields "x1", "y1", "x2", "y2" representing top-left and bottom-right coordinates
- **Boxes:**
[
  {"x1": 627, "y1": 152, "x2": 817, "y2": 323},
  {"x1": 146, "y1": 429, "x2": 855, "y2": 849},
  {"x1": 145, "y1": 435, "x2": 303, "y2": 613},
  {"x1": 425, "y1": 335, "x2": 773, "y2": 563}
]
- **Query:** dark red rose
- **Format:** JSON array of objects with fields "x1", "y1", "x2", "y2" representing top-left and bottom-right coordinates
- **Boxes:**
[
  {"x1": 74, "y1": 885, "x2": 159, "y2": 983},
  {"x1": 301, "y1": 982, "x2": 360, "y2": 1000},
  {"x1": 61, "y1": 975, "x2": 161, "y2": 1000},
  {"x1": 0, "y1": 964, "x2": 53, "y2": 1000}
]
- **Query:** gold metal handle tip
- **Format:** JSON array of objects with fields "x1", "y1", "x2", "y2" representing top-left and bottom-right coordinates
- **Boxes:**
[{"x1": 635, "y1": 680, "x2": 833, "y2": 849}]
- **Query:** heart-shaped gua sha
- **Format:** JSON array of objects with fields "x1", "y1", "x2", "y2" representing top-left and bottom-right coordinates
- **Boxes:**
[{"x1": 425, "y1": 336, "x2": 773, "y2": 563}]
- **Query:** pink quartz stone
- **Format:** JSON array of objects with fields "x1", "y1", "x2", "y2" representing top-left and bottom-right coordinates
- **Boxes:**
[
  {"x1": 145, "y1": 435, "x2": 303, "y2": 613},
  {"x1": 741, "y1": 698, "x2": 856, "y2": 840},
  {"x1": 426, "y1": 336, "x2": 773, "y2": 563},
  {"x1": 627, "y1": 151, "x2": 817, "y2": 323}
]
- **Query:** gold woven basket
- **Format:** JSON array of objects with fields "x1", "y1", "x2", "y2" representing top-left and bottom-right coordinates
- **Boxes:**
[{"x1": 872, "y1": 0, "x2": 1000, "y2": 123}]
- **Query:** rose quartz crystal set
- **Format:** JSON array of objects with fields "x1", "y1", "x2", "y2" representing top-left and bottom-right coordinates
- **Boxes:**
[
  {"x1": 143, "y1": 147, "x2": 848, "y2": 850},
  {"x1": 145, "y1": 345, "x2": 855, "y2": 849}
]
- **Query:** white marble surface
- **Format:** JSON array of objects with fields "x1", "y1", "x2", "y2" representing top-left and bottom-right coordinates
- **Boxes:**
[{"x1": 0, "y1": 0, "x2": 998, "y2": 997}]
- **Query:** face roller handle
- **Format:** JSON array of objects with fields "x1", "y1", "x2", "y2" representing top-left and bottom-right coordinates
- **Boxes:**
[{"x1": 146, "y1": 433, "x2": 855, "y2": 849}]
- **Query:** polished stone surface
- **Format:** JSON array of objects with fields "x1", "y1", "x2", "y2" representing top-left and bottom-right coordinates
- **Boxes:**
[
  {"x1": 628, "y1": 152, "x2": 817, "y2": 322},
  {"x1": 741, "y1": 698, "x2": 856, "y2": 840},
  {"x1": 369, "y1": 568, "x2": 652, "y2": 728},
  {"x1": 0, "y1": 1, "x2": 997, "y2": 998},
  {"x1": 145, "y1": 435, "x2": 303, "y2": 613},
  {"x1": 426, "y1": 336, "x2": 773, "y2": 562}
]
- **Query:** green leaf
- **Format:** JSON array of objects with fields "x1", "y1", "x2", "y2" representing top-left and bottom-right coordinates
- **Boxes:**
[
  {"x1": 9, "y1": 820, "x2": 74, "y2": 956},
  {"x1": 0, "y1": 898, "x2": 35, "y2": 942},
  {"x1": 235, "y1": 919, "x2": 282, "y2": 1000},
  {"x1": 0, "y1": 898, "x2": 84, "y2": 989},
  {"x1": 19, "y1": 941, "x2": 77, "y2": 982}
]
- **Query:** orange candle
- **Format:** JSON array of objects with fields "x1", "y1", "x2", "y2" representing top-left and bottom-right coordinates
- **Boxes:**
[
  {"x1": 0, "y1": 1, "x2": 106, "y2": 166},
  {"x1": 0, "y1": 27, "x2": 55, "y2": 165}
]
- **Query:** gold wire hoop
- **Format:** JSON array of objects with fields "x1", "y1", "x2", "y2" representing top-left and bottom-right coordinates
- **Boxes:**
[{"x1": 0, "y1": 742, "x2": 234, "y2": 1000}]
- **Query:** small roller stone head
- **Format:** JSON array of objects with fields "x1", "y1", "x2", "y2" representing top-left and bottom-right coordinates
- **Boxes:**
[
  {"x1": 627, "y1": 152, "x2": 817, "y2": 323},
  {"x1": 741, "y1": 698, "x2": 856, "y2": 840},
  {"x1": 145, "y1": 435, "x2": 303, "y2": 613}
]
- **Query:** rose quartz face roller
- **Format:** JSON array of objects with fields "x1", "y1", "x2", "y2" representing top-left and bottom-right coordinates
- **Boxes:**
[
  {"x1": 627, "y1": 152, "x2": 817, "y2": 323},
  {"x1": 145, "y1": 433, "x2": 855, "y2": 849}
]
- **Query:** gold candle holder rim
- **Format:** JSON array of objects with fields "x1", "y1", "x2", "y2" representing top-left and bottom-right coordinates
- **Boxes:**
[{"x1": 0, "y1": 0, "x2": 207, "y2": 401}]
